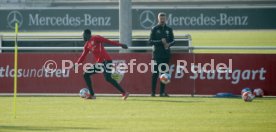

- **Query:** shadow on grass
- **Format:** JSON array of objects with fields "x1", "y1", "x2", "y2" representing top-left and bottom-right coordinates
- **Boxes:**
[
  {"x1": 213, "y1": 97, "x2": 241, "y2": 100},
  {"x1": 131, "y1": 98, "x2": 205, "y2": 103},
  {"x1": 0, "y1": 125, "x2": 104, "y2": 131}
]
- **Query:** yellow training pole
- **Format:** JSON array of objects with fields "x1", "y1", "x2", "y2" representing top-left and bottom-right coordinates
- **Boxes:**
[{"x1": 13, "y1": 22, "x2": 18, "y2": 118}]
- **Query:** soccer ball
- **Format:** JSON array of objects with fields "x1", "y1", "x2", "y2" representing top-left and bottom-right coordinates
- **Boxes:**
[
  {"x1": 160, "y1": 73, "x2": 171, "y2": 84},
  {"x1": 242, "y1": 91, "x2": 255, "y2": 102},
  {"x1": 241, "y1": 88, "x2": 251, "y2": 95},
  {"x1": 253, "y1": 88, "x2": 264, "y2": 97},
  {"x1": 111, "y1": 72, "x2": 124, "y2": 83},
  {"x1": 79, "y1": 88, "x2": 90, "y2": 98}
]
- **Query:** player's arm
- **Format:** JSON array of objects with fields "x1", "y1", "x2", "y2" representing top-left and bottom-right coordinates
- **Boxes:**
[
  {"x1": 168, "y1": 28, "x2": 175, "y2": 48},
  {"x1": 74, "y1": 45, "x2": 89, "y2": 70},
  {"x1": 76, "y1": 43, "x2": 89, "y2": 64},
  {"x1": 96, "y1": 35, "x2": 128, "y2": 49},
  {"x1": 149, "y1": 28, "x2": 161, "y2": 46}
]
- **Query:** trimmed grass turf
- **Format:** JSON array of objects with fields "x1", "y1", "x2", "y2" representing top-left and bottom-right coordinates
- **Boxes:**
[
  {"x1": 2, "y1": 30, "x2": 276, "y2": 53},
  {"x1": 182, "y1": 30, "x2": 276, "y2": 53},
  {"x1": 1, "y1": 96, "x2": 276, "y2": 132},
  {"x1": 128, "y1": 30, "x2": 276, "y2": 53}
]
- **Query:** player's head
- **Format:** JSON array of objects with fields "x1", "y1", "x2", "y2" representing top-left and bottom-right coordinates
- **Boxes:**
[
  {"x1": 158, "y1": 12, "x2": 166, "y2": 25},
  {"x1": 83, "y1": 29, "x2": 91, "y2": 41}
]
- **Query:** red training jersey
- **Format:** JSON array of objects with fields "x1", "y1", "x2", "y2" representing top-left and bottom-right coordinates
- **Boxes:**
[{"x1": 77, "y1": 35, "x2": 122, "y2": 63}]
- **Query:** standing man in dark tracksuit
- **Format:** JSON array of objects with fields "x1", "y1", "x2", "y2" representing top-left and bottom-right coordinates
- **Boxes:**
[{"x1": 149, "y1": 12, "x2": 175, "y2": 97}]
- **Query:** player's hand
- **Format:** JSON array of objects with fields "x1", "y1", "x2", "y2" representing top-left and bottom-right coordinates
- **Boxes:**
[
  {"x1": 164, "y1": 43, "x2": 170, "y2": 50},
  {"x1": 73, "y1": 63, "x2": 78, "y2": 71},
  {"x1": 121, "y1": 44, "x2": 128, "y2": 49},
  {"x1": 162, "y1": 38, "x2": 169, "y2": 49},
  {"x1": 161, "y1": 38, "x2": 167, "y2": 44}
]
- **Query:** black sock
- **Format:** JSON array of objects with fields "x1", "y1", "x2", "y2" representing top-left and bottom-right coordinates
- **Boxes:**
[
  {"x1": 160, "y1": 83, "x2": 165, "y2": 95},
  {"x1": 107, "y1": 78, "x2": 125, "y2": 93},
  {"x1": 84, "y1": 73, "x2": 95, "y2": 96}
]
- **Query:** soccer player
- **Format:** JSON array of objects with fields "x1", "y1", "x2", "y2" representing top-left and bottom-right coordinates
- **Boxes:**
[
  {"x1": 75, "y1": 29, "x2": 129, "y2": 100},
  {"x1": 149, "y1": 12, "x2": 175, "y2": 97}
]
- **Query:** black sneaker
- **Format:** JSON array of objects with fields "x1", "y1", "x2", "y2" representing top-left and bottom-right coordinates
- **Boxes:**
[
  {"x1": 151, "y1": 93, "x2": 156, "y2": 97},
  {"x1": 160, "y1": 93, "x2": 170, "y2": 97}
]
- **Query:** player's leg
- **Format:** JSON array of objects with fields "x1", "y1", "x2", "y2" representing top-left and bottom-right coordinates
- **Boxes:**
[
  {"x1": 160, "y1": 59, "x2": 170, "y2": 97},
  {"x1": 151, "y1": 60, "x2": 159, "y2": 97},
  {"x1": 103, "y1": 61, "x2": 129, "y2": 100},
  {"x1": 83, "y1": 65, "x2": 97, "y2": 97}
]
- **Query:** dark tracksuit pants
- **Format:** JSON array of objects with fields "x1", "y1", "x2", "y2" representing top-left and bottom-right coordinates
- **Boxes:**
[
  {"x1": 83, "y1": 60, "x2": 125, "y2": 96},
  {"x1": 152, "y1": 58, "x2": 170, "y2": 95}
]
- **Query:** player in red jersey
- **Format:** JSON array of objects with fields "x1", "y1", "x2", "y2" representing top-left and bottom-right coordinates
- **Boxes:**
[{"x1": 75, "y1": 29, "x2": 129, "y2": 100}]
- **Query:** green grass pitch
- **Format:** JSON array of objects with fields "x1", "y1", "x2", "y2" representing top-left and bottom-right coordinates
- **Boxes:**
[
  {"x1": 3, "y1": 30, "x2": 275, "y2": 53},
  {"x1": 1, "y1": 96, "x2": 276, "y2": 132}
]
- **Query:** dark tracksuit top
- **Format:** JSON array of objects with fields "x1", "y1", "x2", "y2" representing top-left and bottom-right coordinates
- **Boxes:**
[{"x1": 149, "y1": 24, "x2": 175, "y2": 61}]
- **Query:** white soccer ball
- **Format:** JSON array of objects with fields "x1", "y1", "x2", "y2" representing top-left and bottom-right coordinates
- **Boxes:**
[
  {"x1": 111, "y1": 72, "x2": 124, "y2": 83},
  {"x1": 242, "y1": 91, "x2": 255, "y2": 102},
  {"x1": 79, "y1": 88, "x2": 90, "y2": 98},
  {"x1": 159, "y1": 73, "x2": 171, "y2": 84},
  {"x1": 253, "y1": 88, "x2": 264, "y2": 97}
]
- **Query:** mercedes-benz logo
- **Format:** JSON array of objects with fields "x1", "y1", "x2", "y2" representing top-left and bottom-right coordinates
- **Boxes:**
[
  {"x1": 140, "y1": 10, "x2": 156, "y2": 29},
  {"x1": 7, "y1": 10, "x2": 23, "y2": 29}
]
